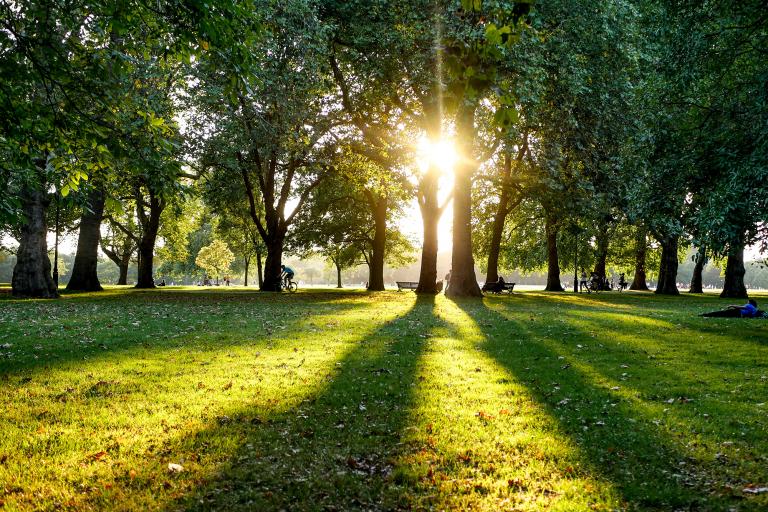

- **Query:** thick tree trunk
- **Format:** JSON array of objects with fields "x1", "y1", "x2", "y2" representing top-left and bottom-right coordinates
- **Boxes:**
[
  {"x1": 117, "y1": 261, "x2": 129, "y2": 285},
  {"x1": 629, "y1": 228, "x2": 649, "y2": 291},
  {"x1": 336, "y1": 262, "x2": 342, "y2": 288},
  {"x1": 66, "y1": 187, "x2": 105, "y2": 292},
  {"x1": 256, "y1": 250, "x2": 264, "y2": 288},
  {"x1": 416, "y1": 173, "x2": 440, "y2": 294},
  {"x1": 593, "y1": 228, "x2": 609, "y2": 289},
  {"x1": 136, "y1": 235, "x2": 158, "y2": 288},
  {"x1": 12, "y1": 187, "x2": 58, "y2": 298},
  {"x1": 544, "y1": 214, "x2": 564, "y2": 292},
  {"x1": 655, "y1": 235, "x2": 679, "y2": 295},
  {"x1": 135, "y1": 191, "x2": 163, "y2": 289},
  {"x1": 367, "y1": 195, "x2": 387, "y2": 291},
  {"x1": 720, "y1": 245, "x2": 747, "y2": 298},
  {"x1": 261, "y1": 236, "x2": 285, "y2": 292},
  {"x1": 689, "y1": 247, "x2": 706, "y2": 294},
  {"x1": 447, "y1": 104, "x2": 482, "y2": 298},
  {"x1": 485, "y1": 153, "x2": 513, "y2": 285}
]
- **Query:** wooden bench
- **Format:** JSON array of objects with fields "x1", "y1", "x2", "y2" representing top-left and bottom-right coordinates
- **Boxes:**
[
  {"x1": 396, "y1": 281, "x2": 419, "y2": 291},
  {"x1": 481, "y1": 282, "x2": 516, "y2": 294}
]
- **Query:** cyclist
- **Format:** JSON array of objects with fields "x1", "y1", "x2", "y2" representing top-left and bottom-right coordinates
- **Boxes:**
[{"x1": 280, "y1": 264, "x2": 295, "y2": 288}]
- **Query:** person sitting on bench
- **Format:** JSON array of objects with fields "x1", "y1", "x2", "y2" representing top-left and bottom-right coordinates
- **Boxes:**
[
  {"x1": 701, "y1": 299, "x2": 761, "y2": 318},
  {"x1": 483, "y1": 275, "x2": 506, "y2": 293}
]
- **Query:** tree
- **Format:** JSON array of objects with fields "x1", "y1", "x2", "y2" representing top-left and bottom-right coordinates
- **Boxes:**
[
  {"x1": 195, "y1": 240, "x2": 234, "y2": 285},
  {"x1": 443, "y1": 0, "x2": 533, "y2": 297},
  {"x1": 192, "y1": 1, "x2": 340, "y2": 292}
]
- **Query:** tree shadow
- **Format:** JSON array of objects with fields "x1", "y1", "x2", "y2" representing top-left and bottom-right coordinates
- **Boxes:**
[
  {"x1": 0, "y1": 289, "x2": 365, "y2": 376},
  {"x1": 453, "y1": 298, "x2": 756, "y2": 510},
  {"x1": 161, "y1": 294, "x2": 439, "y2": 511}
]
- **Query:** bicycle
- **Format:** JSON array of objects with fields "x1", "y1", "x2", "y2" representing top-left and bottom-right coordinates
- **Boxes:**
[{"x1": 281, "y1": 277, "x2": 298, "y2": 293}]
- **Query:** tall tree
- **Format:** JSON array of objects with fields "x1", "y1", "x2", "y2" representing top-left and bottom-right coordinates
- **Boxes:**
[{"x1": 192, "y1": 1, "x2": 339, "y2": 291}]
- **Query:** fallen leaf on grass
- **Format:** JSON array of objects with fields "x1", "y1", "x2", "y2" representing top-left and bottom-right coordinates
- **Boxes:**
[
  {"x1": 475, "y1": 411, "x2": 494, "y2": 422},
  {"x1": 168, "y1": 463, "x2": 184, "y2": 473},
  {"x1": 222, "y1": 381, "x2": 232, "y2": 391},
  {"x1": 744, "y1": 486, "x2": 768, "y2": 494},
  {"x1": 89, "y1": 451, "x2": 107, "y2": 461}
]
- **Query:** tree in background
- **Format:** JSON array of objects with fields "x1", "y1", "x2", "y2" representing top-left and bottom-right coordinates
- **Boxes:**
[{"x1": 195, "y1": 240, "x2": 234, "y2": 286}]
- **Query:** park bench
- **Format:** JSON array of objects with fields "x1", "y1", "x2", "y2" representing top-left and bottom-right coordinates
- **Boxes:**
[
  {"x1": 481, "y1": 282, "x2": 516, "y2": 294},
  {"x1": 396, "y1": 281, "x2": 419, "y2": 291}
]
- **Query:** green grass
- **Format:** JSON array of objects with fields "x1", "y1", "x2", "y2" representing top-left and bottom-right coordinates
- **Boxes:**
[{"x1": 0, "y1": 286, "x2": 766, "y2": 511}]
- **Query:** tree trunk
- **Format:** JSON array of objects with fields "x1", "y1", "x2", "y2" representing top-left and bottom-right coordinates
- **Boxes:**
[
  {"x1": 12, "y1": 187, "x2": 58, "y2": 298},
  {"x1": 336, "y1": 262, "x2": 342, "y2": 288},
  {"x1": 629, "y1": 228, "x2": 649, "y2": 291},
  {"x1": 655, "y1": 235, "x2": 679, "y2": 295},
  {"x1": 117, "y1": 261, "x2": 129, "y2": 285},
  {"x1": 66, "y1": 187, "x2": 105, "y2": 292},
  {"x1": 102, "y1": 241, "x2": 133, "y2": 285},
  {"x1": 593, "y1": 228, "x2": 609, "y2": 289},
  {"x1": 720, "y1": 245, "x2": 747, "y2": 298},
  {"x1": 135, "y1": 191, "x2": 163, "y2": 289},
  {"x1": 136, "y1": 236, "x2": 157, "y2": 288},
  {"x1": 485, "y1": 152, "x2": 513, "y2": 285},
  {"x1": 256, "y1": 250, "x2": 264, "y2": 288},
  {"x1": 689, "y1": 247, "x2": 706, "y2": 294},
  {"x1": 544, "y1": 214, "x2": 564, "y2": 292},
  {"x1": 367, "y1": 194, "x2": 387, "y2": 291},
  {"x1": 244, "y1": 255, "x2": 250, "y2": 287},
  {"x1": 261, "y1": 236, "x2": 285, "y2": 292},
  {"x1": 447, "y1": 104, "x2": 482, "y2": 298},
  {"x1": 416, "y1": 172, "x2": 440, "y2": 294}
]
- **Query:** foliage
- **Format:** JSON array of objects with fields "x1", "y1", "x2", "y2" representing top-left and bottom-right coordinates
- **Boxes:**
[{"x1": 195, "y1": 239, "x2": 234, "y2": 282}]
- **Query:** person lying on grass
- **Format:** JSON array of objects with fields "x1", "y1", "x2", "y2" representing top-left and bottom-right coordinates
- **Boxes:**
[{"x1": 701, "y1": 299, "x2": 764, "y2": 318}]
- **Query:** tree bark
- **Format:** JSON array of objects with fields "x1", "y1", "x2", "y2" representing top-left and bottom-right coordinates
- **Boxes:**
[
  {"x1": 447, "y1": 104, "x2": 482, "y2": 298},
  {"x1": 129, "y1": 185, "x2": 165, "y2": 289},
  {"x1": 416, "y1": 171, "x2": 440, "y2": 294},
  {"x1": 593, "y1": 227, "x2": 609, "y2": 290},
  {"x1": 66, "y1": 186, "x2": 105, "y2": 291},
  {"x1": 136, "y1": 236, "x2": 157, "y2": 288},
  {"x1": 262, "y1": 234, "x2": 285, "y2": 291},
  {"x1": 485, "y1": 152, "x2": 513, "y2": 285},
  {"x1": 336, "y1": 261, "x2": 343, "y2": 288},
  {"x1": 244, "y1": 255, "x2": 250, "y2": 287},
  {"x1": 101, "y1": 240, "x2": 133, "y2": 285},
  {"x1": 720, "y1": 245, "x2": 747, "y2": 298},
  {"x1": 12, "y1": 187, "x2": 58, "y2": 298},
  {"x1": 256, "y1": 250, "x2": 263, "y2": 288},
  {"x1": 655, "y1": 235, "x2": 679, "y2": 295},
  {"x1": 367, "y1": 193, "x2": 387, "y2": 291},
  {"x1": 629, "y1": 228, "x2": 649, "y2": 290},
  {"x1": 544, "y1": 214, "x2": 564, "y2": 292},
  {"x1": 689, "y1": 247, "x2": 706, "y2": 294},
  {"x1": 117, "y1": 261, "x2": 129, "y2": 285}
]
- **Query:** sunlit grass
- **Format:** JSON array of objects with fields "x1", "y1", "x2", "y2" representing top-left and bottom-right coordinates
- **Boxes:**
[{"x1": 0, "y1": 288, "x2": 766, "y2": 510}]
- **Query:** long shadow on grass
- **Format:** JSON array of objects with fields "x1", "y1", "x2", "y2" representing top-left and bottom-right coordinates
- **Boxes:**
[
  {"x1": 165, "y1": 294, "x2": 438, "y2": 511},
  {"x1": 454, "y1": 299, "x2": 728, "y2": 510},
  {"x1": 0, "y1": 291, "x2": 364, "y2": 376}
]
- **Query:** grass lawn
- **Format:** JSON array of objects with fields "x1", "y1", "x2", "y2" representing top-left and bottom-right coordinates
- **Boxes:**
[{"x1": 0, "y1": 286, "x2": 767, "y2": 511}]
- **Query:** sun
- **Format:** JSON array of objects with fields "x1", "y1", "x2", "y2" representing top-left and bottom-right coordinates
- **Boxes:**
[{"x1": 417, "y1": 136, "x2": 457, "y2": 174}]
